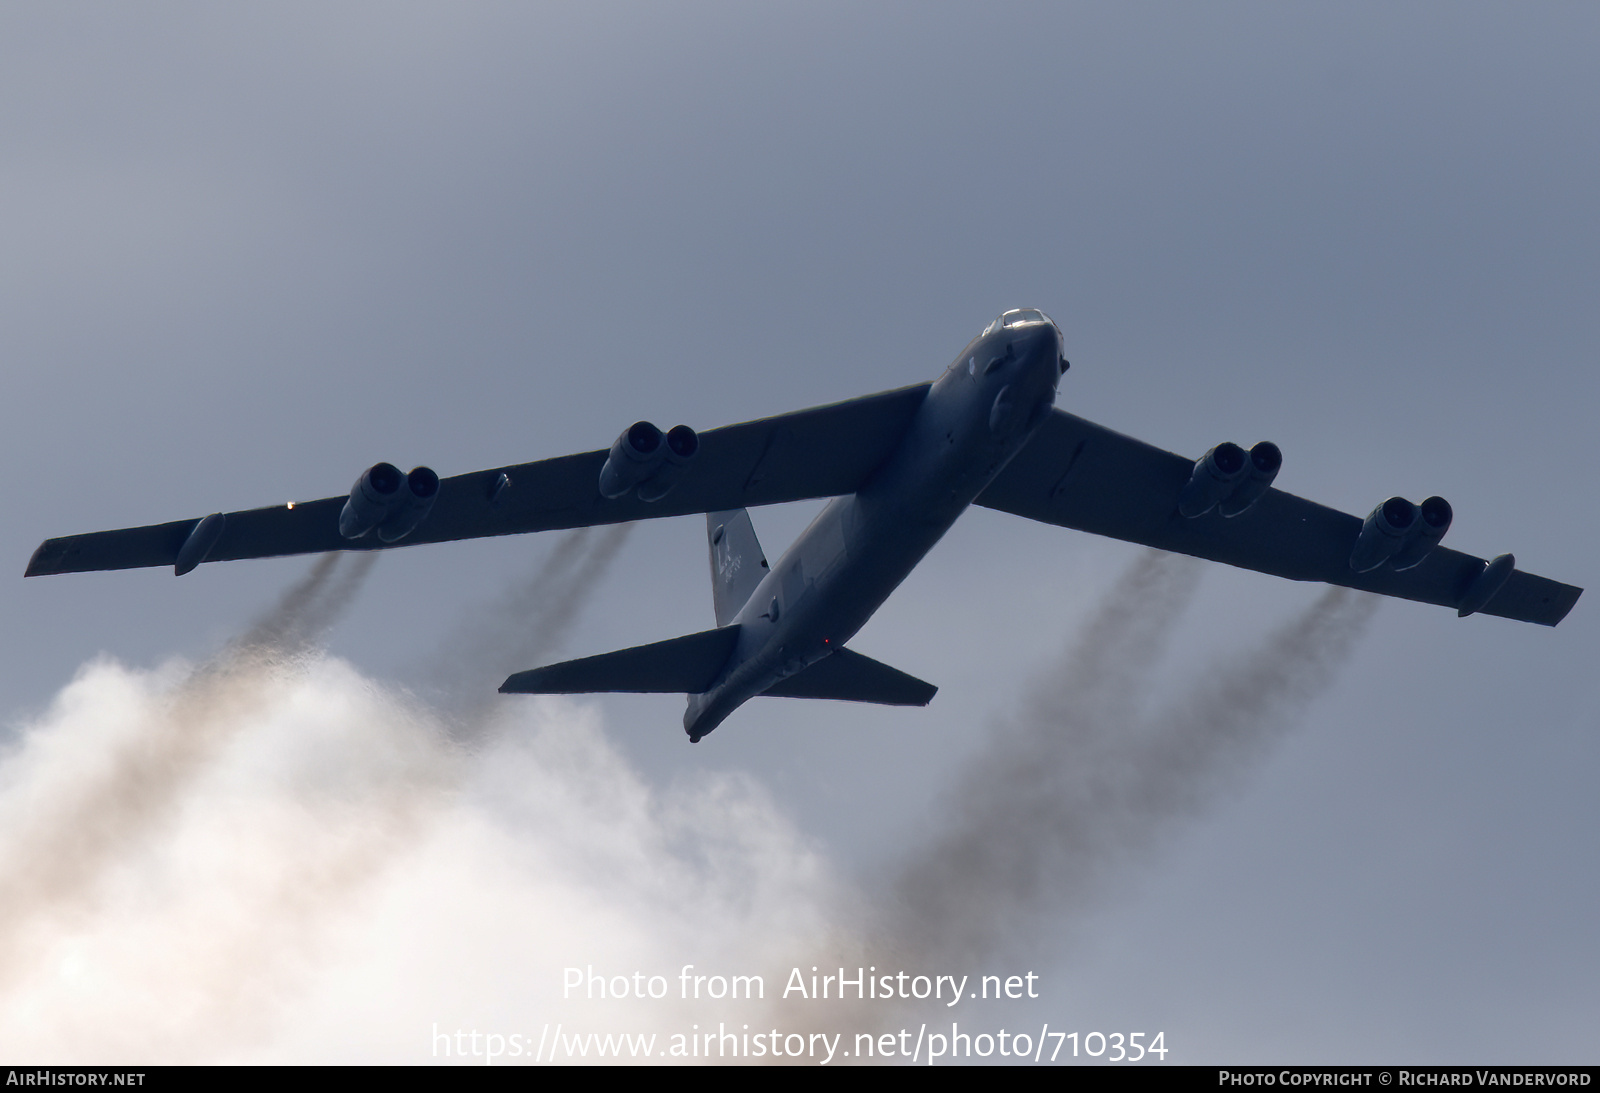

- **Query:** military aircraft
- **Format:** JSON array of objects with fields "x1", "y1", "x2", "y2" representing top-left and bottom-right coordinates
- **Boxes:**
[{"x1": 27, "y1": 309, "x2": 1581, "y2": 741}]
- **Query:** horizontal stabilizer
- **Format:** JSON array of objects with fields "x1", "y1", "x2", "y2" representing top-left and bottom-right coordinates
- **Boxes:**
[
  {"x1": 761, "y1": 647, "x2": 937, "y2": 706},
  {"x1": 500, "y1": 626, "x2": 740, "y2": 695}
]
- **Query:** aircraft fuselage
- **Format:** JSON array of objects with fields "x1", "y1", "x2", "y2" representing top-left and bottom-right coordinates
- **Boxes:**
[{"x1": 684, "y1": 315, "x2": 1065, "y2": 740}]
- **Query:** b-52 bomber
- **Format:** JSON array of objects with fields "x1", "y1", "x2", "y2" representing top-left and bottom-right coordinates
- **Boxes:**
[{"x1": 28, "y1": 309, "x2": 1582, "y2": 742}]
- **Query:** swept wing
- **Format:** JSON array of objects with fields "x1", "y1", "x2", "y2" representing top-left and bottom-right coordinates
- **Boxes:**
[
  {"x1": 975, "y1": 409, "x2": 1580, "y2": 626},
  {"x1": 26, "y1": 384, "x2": 930, "y2": 577}
]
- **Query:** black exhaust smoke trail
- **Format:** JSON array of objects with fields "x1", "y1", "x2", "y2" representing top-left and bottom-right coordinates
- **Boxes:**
[
  {"x1": 883, "y1": 552, "x2": 1377, "y2": 969},
  {"x1": 230, "y1": 551, "x2": 379, "y2": 659},
  {"x1": 419, "y1": 523, "x2": 635, "y2": 730},
  {"x1": 532, "y1": 524, "x2": 635, "y2": 651},
  {"x1": 1139, "y1": 582, "x2": 1378, "y2": 820},
  {"x1": 0, "y1": 551, "x2": 378, "y2": 978}
]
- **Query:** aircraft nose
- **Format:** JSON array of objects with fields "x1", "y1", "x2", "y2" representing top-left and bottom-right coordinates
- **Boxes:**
[{"x1": 1011, "y1": 324, "x2": 1060, "y2": 381}]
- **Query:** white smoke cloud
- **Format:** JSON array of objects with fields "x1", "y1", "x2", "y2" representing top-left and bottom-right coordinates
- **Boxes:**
[{"x1": 0, "y1": 652, "x2": 837, "y2": 1063}]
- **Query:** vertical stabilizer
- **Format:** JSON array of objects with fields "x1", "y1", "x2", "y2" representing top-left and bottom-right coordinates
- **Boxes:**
[{"x1": 707, "y1": 509, "x2": 768, "y2": 627}]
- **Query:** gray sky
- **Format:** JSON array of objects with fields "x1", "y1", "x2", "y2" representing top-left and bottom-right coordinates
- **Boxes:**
[{"x1": 1, "y1": 2, "x2": 1596, "y2": 1063}]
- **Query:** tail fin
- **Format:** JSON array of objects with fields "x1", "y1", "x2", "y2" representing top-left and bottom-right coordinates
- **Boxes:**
[
  {"x1": 707, "y1": 509, "x2": 768, "y2": 627},
  {"x1": 500, "y1": 626, "x2": 740, "y2": 695},
  {"x1": 761, "y1": 647, "x2": 937, "y2": 706}
]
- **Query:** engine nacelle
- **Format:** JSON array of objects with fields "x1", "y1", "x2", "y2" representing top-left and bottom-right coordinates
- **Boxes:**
[
  {"x1": 1177, "y1": 442, "x2": 1248, "y2": 518},
  {"x1": 598, "y1": 421, "x2": 665, "y2": 500},
  {"x1": 1390, "y1": 495, "x2": 1452, "y2": 571},
  {"x1": 339, "y1": 463, "x2": 439, "y2": 542},
  {"x1": 1218, "y1": 441, "x2": 1282, "y2": 517},
  {"x1": 1349, "y1": 494, "x2": 1453, "y2": 573},
  {"x1": 1349, "y1": 496, "x2": 1421, "y2": 573},
  {"x1": 340, "y1": 462, "x2": 404, "y2": 538},
  {"x1": 378, "y1": 466, "x2": 440, "y2": 542},
  {"x1": 637, "y1": 425, "x2": 700, "y2": 503},
  {"x1": 597, "y1": 422, "x2": 699, "y2": 502}
]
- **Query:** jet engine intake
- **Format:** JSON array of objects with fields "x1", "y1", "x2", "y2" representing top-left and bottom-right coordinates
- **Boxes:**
[
  {"x1": 339, "y1": 462, "x2": 439, "y2": 541},
  {"x1": 377, "y1": 466, "x2": 440, "y2": 542},
  {"x1": 1178, "y1": 442, "x2": 1249, "y2": 518},
  {"x1": 1219, "y1": 441, "x2": 1283, "y2": 517},
  {"x1": 598, "y1": 421, "x2": 665, "y2": 499},
  {"x1": 1349, "y1": 496, "x2": 1418, "y2": 573},
  {"x1": 638, "y1": 425, "x2": 699, "y2": 502},
  {"x1": 1390, "y1": 495, "x2": 1452, "y2": 571},
  {"x1": 598, "y1": 422, "x2": 699, "y2": 501},
  {"x1": 1349, "y1": 494, "x2": 1453, "y2": 573}
]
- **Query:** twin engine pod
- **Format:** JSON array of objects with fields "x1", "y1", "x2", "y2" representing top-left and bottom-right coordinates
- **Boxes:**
[
  {"x1": 1178, "y1": 441, "x2": 1282, "y2": 518},
  {"x1": 598, "y1": 421, "x2": 699, "y2": 502},
  {"x1": 1349, "y1": 495, "x2": 1452, "y2": 574},
  {"x1": 339, "y1": 462, "x2": 440, "y2": 542}
]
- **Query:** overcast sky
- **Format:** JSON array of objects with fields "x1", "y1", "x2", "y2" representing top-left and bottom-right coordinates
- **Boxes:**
[{"x1": 1, "y1": 2, "x2": 1596, "y2": 1064}]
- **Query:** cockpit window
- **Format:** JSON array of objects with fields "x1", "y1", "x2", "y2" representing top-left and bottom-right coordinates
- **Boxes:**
[{"x1": 984, "y1": 308, "x2": 1053, "y2": 336}]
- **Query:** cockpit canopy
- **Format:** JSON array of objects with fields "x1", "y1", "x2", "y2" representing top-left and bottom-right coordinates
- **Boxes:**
[{"x1": 983, "y1": 308, "x2": 1054, "y2": 337}]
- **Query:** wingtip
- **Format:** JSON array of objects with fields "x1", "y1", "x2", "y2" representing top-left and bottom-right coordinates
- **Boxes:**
[
  {"x1": 1549, "y1": 584, "x2": 1584, "y2": 626},
  {"x1": 25, "y1": 540, "x2": 59, "y2": 578}
]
